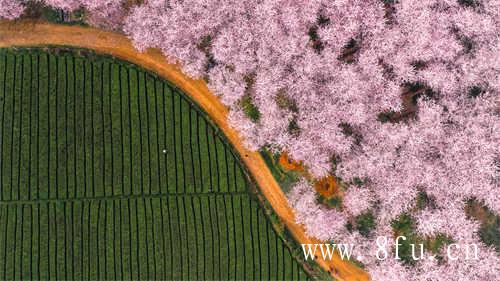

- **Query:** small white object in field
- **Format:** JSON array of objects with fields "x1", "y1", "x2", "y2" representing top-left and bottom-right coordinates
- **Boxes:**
[{"x1": 162, "y1": 149, "x2": 167, "y2": 154}]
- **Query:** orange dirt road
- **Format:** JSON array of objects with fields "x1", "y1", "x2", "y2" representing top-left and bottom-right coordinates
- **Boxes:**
[{"x1": 0, "y1": 20, "x2": 370, "y2": 281}]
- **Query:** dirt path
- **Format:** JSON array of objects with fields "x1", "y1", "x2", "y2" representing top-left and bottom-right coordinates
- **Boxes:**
[{"x1": 0, "y1": 20, "x2": 370, "y2": 281}]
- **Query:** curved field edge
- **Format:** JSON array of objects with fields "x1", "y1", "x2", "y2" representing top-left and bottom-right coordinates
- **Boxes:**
[
  {"x1": 0, "y1": 21, "x2": 370, "y2": 280},
  {"x1": 0, "y1": 46, "x2": 311, "y2": 280}
]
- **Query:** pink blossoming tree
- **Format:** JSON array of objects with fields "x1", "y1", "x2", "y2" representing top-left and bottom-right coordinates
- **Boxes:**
[{"x1": 0, "y1": 0, "x2": 25, "y2": 20}]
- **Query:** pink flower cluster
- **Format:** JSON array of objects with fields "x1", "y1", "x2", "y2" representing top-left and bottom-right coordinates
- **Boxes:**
[{"x1": 0, "y1": 0, "x2": 25, "y2": 20}]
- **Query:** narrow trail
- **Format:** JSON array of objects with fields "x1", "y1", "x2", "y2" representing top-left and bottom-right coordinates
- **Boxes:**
[{"x1": 0, "y1": 20, "x2": 370, "y2": 281}]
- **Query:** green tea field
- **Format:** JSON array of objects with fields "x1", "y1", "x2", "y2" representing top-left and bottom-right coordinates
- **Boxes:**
[{"x1": 0, "y1": 48, "x2": 311, "y2": 280}]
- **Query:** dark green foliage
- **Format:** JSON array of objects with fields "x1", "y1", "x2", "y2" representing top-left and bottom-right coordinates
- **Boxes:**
[
  {"x1": 479, "y1": 217, "x2": 500, "y2": 252},
  {"x1": 424, "y1": 234, "x2": 453, "y2": 255},
  {"x1": 458, "y1": 0, "x2": 480, "y2": 7},
  {"x1": 465, "y1": 199, "x2": 500, "y2": 252},
  {"x1": 411, "y1": 60, "x2": 427, "y2": 70},
  {"x1": 239, "y1": 94, "x2": 261, "y2": 122},
  {"x1": 0, "y1": 48, "x2": 313, "y2": 281},
  {"x1": 339, "y1": 122, "x2": 354, "y2": 136},
  {"x1": 415, "y1": 191, "x2": 437, "y2": 210},
  {"x1": 23, "y1": 1, "x2": 60, "y2": 22},
  {"x1": 467, "y1": 85, "x2": 484, "y2": 98},
  {"x1": 390, "y1": 213, "x2": 453, "y2": 265},
  {"x1": 309, "y1": 10, "x2": 330, "y2": 54},
  {"x1": 316, "y1": 194, "x2": 342, "y2": 210},
  {"x1": 338, "y1": 39, "x2": 360, "y2": 64},
  {"x1": 197, "y1": 36, "x2": 217, "y2": 72},
  {"x1": 459, "y1": 35, "x2": 475, "y2": 54},
  {"x1": 307, "y1": 26, "x2": 319, "y2": 42},
  {"x1": 330, "y1": 155, "x2": 340, "y2": 174},
  {"x1": 339, "y1": 122, "x2": 362, "y2": 145},
  {"x1": 377, "y1": 81, "x2": 439, "y2": 124},
  {"x1": 316, "y1": 14, "x2": 330, "y2": 27},
  {"x1": 344, "y1": 39, "x2": 357, "y2": 50},
  {"x1": 402, "y1": 82, "x2": 437, "y2": 102},
  {"x1": 376, "y1": 111, "x2": 395, "y2": 123},
  {"x1": 307, "y1": 26, "x2": 324, "y2": 53},
  {"x1": 391, "y1": 213, "x2": 419, "y2": 265},
  {"x1": 197, "y1": 35, "x2": 212, "y2": 53},
  {"x1": 350, "y1": 177, "x2": 366, "y2": 187},
  {"x1": 275, "y1": 90, "x2": 298, "y2": 113},
  {"x1": 275, "y1": 91, "x2": 301, "y2": 136},
  {"x1": 391, "y1": 213, "x2": 414, "y2": 236},
  {"x1": 287, "y1": 118, "x2": 301, "y2": 137},
  {"x1": 354, "y1": 212, "x2": 376, "y2": 237}
]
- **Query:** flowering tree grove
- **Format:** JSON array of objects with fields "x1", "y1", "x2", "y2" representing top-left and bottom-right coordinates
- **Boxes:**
[{"x1": 1, "y1": 0, "x2": 499, "y2": 280}]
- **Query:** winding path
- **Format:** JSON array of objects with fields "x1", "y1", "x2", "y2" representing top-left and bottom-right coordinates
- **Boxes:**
[{"x1": 0, "y1": 20, "x2": 369, "y2": 281}]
